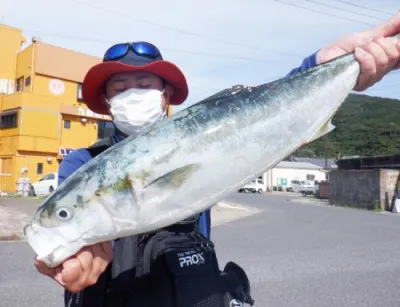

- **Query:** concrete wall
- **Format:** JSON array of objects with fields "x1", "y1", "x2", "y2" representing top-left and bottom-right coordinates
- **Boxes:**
[{"x1": 329, "y1": 169, "x2": 400, "y2": 211}]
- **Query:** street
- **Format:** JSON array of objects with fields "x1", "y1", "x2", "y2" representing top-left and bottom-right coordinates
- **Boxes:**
[{"x1": 1, "y1": 192, "x2": 400, "y2": 306}]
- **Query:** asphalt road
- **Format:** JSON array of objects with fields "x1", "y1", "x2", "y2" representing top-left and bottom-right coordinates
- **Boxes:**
[{"x1": 1, "y1": 192, "x2": 400, "y2": 307}]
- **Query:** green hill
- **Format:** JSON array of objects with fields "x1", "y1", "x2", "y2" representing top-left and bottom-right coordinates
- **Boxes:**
[{"x1": 294, "y1": 93, "x2": 400, "y2": 158}]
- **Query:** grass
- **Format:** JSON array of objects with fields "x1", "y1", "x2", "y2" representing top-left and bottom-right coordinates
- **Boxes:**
[
  {"x1": 23, "y1": 196, "x2": 46, "y2": 202},
  {"x1": 328, "y1": 201, "x2": 386, "y2": 213},
  {"x1": 2, "y1": 194, "x2": 46, "y2": 202}
]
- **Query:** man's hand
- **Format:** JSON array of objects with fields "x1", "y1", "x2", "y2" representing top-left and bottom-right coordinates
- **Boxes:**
[
  {"x1": 34, "y1": 242, "x2": 113, "y2": 293},
  {"x1": 317, "y1": 12, "x2": 400, "y2": 91}
]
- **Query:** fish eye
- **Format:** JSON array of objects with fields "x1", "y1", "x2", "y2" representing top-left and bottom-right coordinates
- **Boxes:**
[{"x1": 56, "y1": 208, "x2": 72, "y2": 221}]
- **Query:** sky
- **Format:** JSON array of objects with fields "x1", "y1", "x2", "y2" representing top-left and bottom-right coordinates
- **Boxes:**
[{"x1": 2, "y1": 0, "x2": 400, "y2": 113}]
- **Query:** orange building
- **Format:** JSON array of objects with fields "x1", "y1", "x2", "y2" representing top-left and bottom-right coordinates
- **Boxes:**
[{"x1": 0, "y1": 24, "x2": 116, "y2": 193}]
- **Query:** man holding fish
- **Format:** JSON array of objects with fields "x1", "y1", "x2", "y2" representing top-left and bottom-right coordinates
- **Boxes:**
[{"x1": 33, "y1": 12, "x2": 400, "y2": 306}]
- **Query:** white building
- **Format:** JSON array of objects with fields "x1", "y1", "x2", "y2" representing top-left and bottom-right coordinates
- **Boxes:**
[{"x1": 262, "y1": 161, "x2": 328, "y2": 191}]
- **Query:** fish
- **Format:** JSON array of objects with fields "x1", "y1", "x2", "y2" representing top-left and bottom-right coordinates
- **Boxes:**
[{"x1": 24, "y1": 34, "x2": 400, "y2": 268}]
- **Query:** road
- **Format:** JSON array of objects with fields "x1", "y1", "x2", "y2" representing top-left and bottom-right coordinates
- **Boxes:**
[{"x1": 1, "y1": 192, "x2": 400, "y2": 306}]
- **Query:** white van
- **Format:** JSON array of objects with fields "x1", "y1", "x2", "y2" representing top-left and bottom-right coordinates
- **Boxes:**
[{"x1": 290, "y1": 179, "x2": 315, "y2": 195}]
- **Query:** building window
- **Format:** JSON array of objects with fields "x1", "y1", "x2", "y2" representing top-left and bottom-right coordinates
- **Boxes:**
[
  {"x1": 98, "y1": 120, "x2": 115, "y2": 139},
  {"x1": 64, "y1": 120, "x2": 71, "y2": 129},
  {"x1": 0, "y1": 110, "x2": 18, "y2": 129},
  {"x1": 306, "y1": 174, "x2": 315, "y2": 181},
  {"x1": 16, "y1": 77, "x2": 24, "y2": 92},
  {"x1": 37, "y1": 163, "x2": 43, "y2": 174},
  {"x1": 25, "y1": 76, "x2": 31, "y2": 87},
  {"x1": 0, "y1": 158, "x2": 12, "y2": 175},
  {"x1": 77, "y1": 83, "x2": 83, "y2": 101}
]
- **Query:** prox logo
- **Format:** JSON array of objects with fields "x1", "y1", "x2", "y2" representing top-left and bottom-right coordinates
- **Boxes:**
[{"x1": 178, "y1": 252, "x2": 205, "y2": 267}]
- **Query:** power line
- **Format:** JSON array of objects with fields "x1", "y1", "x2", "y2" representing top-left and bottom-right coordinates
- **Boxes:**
[
  {"x1": 271, "y1": 0, "x2": 376, "y2": 27},
  {"x1": 68, "y1": 0, "x2": 302, "y2": 58},
  {"x1": 303, "y1": 0, "x2": 386, "y2": 21},
  {"x1": 330, "y1": 0, "x2": 394, "y2": 17},
  {"x1": 23, "y1": 29, "x2": 284, "y2": 64}
]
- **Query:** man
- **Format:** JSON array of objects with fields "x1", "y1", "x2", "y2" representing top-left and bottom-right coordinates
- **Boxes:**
[{"x1": 35, "y1": 12, "x2": 400, "y2": 304}]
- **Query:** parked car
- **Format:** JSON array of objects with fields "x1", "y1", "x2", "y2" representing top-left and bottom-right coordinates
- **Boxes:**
[
  {"x1": 238, "y1": 178, "x2": 266, "y2": 193},
  {"x1": 30, "y1": 172, "x2": 58, "y2": 196},
  {"x1": 290, "y1": 179, "x2": 315, "y2": 196}
]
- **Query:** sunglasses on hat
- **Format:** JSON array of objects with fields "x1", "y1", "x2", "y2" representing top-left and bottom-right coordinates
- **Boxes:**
[{"x1": 103, "y1": 41, "x2": 163, "y2": 62}]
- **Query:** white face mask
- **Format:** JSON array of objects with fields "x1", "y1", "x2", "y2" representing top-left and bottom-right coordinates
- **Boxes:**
[{"x1": 107, "y1": 88, "x2": 166, "y2": 136}]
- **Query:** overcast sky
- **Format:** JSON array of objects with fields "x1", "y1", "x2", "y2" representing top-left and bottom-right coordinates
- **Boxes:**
[{"x1": 2, "y1": 0, "x2": 399, "y2": 112}]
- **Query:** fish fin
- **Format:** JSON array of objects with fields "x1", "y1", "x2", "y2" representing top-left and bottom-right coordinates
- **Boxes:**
[
  {"x1": 144, "y1": 163, "x2": 201, "y2": 190},
  {"x1": 306, "y1": 118, "x2": 335, "y2": 144},
  {"x1": 123, "y1": 164, "x2": 201, "y2": 210}
]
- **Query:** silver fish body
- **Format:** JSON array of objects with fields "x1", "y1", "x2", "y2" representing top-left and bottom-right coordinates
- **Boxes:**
[{"x1": 24, "y1": 51, "x2": 377, "y2": 268}]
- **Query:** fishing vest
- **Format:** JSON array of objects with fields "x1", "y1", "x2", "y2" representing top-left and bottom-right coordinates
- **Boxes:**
[{"x1": 63, "y1": 137, "x2": 255, "y2": 307}]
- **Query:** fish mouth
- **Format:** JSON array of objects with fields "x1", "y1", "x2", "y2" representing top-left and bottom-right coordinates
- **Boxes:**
[{"x1": 24, "y1": 223, "x2": 83, "y2": 268}]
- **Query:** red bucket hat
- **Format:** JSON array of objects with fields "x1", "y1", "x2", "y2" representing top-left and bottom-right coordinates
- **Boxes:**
[{"x1": 82, "y1": 42, "x2": 189, "y2": 115}]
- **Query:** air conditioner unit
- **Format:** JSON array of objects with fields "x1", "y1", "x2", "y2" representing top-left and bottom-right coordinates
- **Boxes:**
[{"x1": 32, "y1": 36, "x2": 42, "y2": 43}]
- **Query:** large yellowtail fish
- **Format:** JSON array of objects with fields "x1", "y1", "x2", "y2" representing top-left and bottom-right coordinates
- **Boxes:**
[{"x1": 24, "y1": 37, "x2": 400, "y2": 268}]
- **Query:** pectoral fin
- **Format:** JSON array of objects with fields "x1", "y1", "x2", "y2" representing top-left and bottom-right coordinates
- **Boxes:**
[
  {"x1": 144, "y1": 163, "x2": 201, "y2": 190},
  {"x1": 121, "y1": 164, "x2": 201, "y2": 210},
  {"x1": 306, "y1": 118, "x2": 335, "y2": 144}
]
